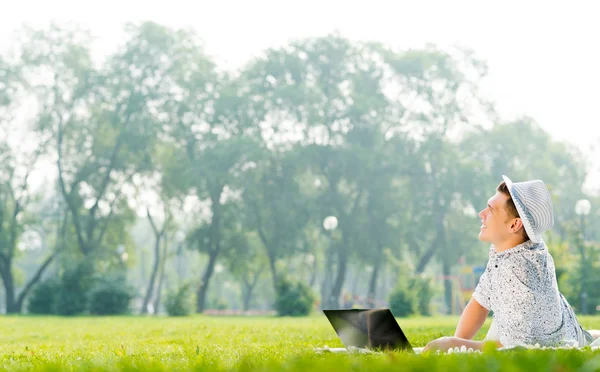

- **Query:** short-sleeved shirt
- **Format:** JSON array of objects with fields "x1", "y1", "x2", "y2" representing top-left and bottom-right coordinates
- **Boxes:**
[{"x1": 472, "y1": 239, "x2": 581, "y2": 348}]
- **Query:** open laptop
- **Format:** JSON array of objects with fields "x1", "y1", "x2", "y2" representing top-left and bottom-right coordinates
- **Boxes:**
[{"x1": 323, "y1": 308, "x2": 417, "y2": 353}]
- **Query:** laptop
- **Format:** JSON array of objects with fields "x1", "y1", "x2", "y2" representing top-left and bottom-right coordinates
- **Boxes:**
[{"x1": 323, "y1": 308, "x2": 416, "y2": 352}]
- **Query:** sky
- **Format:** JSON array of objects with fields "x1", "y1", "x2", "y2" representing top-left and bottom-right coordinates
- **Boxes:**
[{"x1": 1, "y1": 0, "x2": 599, "y2": 194}]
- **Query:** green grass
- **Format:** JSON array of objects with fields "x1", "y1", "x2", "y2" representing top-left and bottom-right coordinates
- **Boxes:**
[{"x1": 1, "y1": 315, "x2": 600, "y2": 371}]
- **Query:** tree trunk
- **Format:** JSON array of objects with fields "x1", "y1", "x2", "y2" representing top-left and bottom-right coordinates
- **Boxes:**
[
  {"x1": 415, "y1": 244, "x2": 437, "y2": 274},
  {"x1": 267, "y1": 250, "x2": 278, "y2": 293},
  {"x1": 196, "y1": 191, "x2": 223, "y2": 313},
  {"x1": 1, "y1": 214, "x2": 64, "y2": 314},
  {"x1": 242, "y1": 284, "x2": 252, "y2": 311},
  {"x1": 415, "y1": 191, "x2": 447, "y2": 274},
  {"x1": 241, "y1": 279, "x2": 257, "y2": 312},
  {"x1": 153, "y1": 236, "x2": 169, "y2": 315},
  {"x1": 443, "y1": 261, "x2": 453, "y2": 315},
  {"x1": 323, "y1": 184, "x2": 363, "y2": 310},
  {"x1": 329, "y1": 237, "x2": 348, "y2": 309},
  {"x1": 309, "y1": 254, "x2": 318, "y2": 288},
  {"x1": 196, "y1": 249, "x2": 218, "y2": 313},
  {"x1": 241, "y1": 265, "x2": 264, "y2": 311},
  {"x1": 0, "y1": 259, "x2": 17, "y2": 314},
  {"x1": 15, "y1": 253, "x2": 56, "y2": 313},
  {"x1": 351, "y1": 266, "x2": 360, "y2": 298},
  {"x1": 320, "y1": 243, "x2": 335, "y2": 309},
  {"x1": 367, "y1": 250, "x2": 382, "y2": 306},
  {"x1": 141, "y1": 234, "x2": 161, "y2": 314}
]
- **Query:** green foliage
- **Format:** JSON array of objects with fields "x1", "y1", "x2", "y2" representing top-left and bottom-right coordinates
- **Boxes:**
[
  {"x1": 413, "y1": 276, "x2": 436, "y2": 316},
  {"x1": 546, "y1": 233, "x2": 576, "y2": 289},
  {"x1": 4, "y1": 23, "x2": 599, "y2": 321},
  {"x1": 546, "y1": 232, "x2": 600, "y2": 315},
  {"x1": 564, "y1": 243, "x2": 600, "y2": 314},
  {"x1": 26, "y1": 277, "x2": 61, "y2": 314},
  {"x1": 27, "y1": 262, "x2": 133, "y2": 316},
  {"x1": 207, "y1": 296, "x2": 228, "y2": 311},
  {"x1": 165, "y1": 282, "x2": 196, "y2": 316},
  {"x1": 389, "y1": 273, "x2": 437, "y2": 317},
  {"x1": 274, "y1": 276, "x2": 315, "y2": 316},
  {"x1": 389, "y1": 283, "x2": 418, "y2": 317},
  {"x1": 88, "y1": 275, "x2": 134, "y2": 315},
  {"x1": 54, "y1": 261, "x2": 95, "y2": 316},
  {"x1": 27, "y1": 263, "x2": 134, "y2": 316}
]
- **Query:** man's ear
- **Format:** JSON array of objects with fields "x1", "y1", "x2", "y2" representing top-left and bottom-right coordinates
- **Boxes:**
[{"x1": 511, "y1": 218, "x2": 524, "y2": 233}]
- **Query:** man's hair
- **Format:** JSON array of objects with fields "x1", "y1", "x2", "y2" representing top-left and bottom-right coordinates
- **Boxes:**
[{"x1": 497, "y1": 181, "x2": 530, "y2": 240}]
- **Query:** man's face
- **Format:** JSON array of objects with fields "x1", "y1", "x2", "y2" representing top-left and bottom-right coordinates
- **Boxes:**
[{"x1": 477, "y1": 191, "x2": 517, "y2": 244}]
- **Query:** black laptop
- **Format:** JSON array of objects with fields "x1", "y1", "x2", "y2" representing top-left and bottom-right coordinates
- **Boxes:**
[{"x1": 323, "y1": 308, "x2": 414, "y2": 352}]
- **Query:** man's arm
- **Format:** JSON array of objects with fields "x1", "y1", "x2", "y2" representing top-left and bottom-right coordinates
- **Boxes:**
[
  {"x1": 422, "y1": 298, "x2": 500, "y2": 353},
  {"x1": 423, "y1": 336, "x2": 502, "y2": 352},
  {"x1": 454, "y1": 298, "x2": 489, "y2": 339}
]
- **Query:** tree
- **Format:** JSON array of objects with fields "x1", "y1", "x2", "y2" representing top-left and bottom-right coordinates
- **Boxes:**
[
  {"x1": 460, "y1": 118, "x2": 589, "y2": 238},
  {"x1": 23, "y1": 23, "x2": 168, "y2": 260},
  {"x1": 152, "y1": 231, "x2": 170, "y2": 315},
  {"x1": 245, "y1": 35, "x2": 394, "y2": 308},
  {"x1": 376, "y1": 45, "x2": 492, "y2": 311},
  {"x1": 460, "y1": 119, "x2": 593, "y2": 313},
  {"x1": 132, "y1": 171, "x2": 182, "y2": 315},
  {"x1": 160, "y1": 39, "x2": 265, "y2": 312},
  {"x1": 0, "y1": 58, "x2": 57, "y2": 313},
  {"x1": 0, "y1": 139, "x2": 58, "y2": 313},
  {"x1": 221, "y1": 218, "x2": 267, "y2": 311},
  {"x1": 241, "y1": 148, "x2": 312, "y2": 292},
  {"x1": 140, "y1": 205, "x2": 170, "y2": 314}
]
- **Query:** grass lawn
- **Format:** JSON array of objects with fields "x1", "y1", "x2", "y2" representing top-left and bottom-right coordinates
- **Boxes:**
[{"x1": 1, "y1": 315, "x2": 600, "y2": 371}]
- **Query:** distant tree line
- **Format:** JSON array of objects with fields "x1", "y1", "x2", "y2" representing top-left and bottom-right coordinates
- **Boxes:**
[{"x1": 1, "y1": 22, "x2": 598, "y2": 316}]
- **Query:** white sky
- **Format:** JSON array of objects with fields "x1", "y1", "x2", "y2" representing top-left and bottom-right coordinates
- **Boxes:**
[{"x1": 1, "y1": 0, "x2": 599, "y2": 194}]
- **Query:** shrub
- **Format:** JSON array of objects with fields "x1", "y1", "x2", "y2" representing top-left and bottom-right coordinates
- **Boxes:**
[
  {"x1": 165, "y1": 282, "x2": 196, "y2": 316},
  {"x1": 88, "y1": 276, "x2": 134, "y2": 315},
  {"x1": 54, "y1": 262, "x2": 94, "y2": 316},
  {"x1": 27, "y1": 278, "x2": 60, "y2": 314},
  {"x1": 274, "y1": 277, "x2": 315, "y2": 317},
  {"x1": 389, "y1": 283, "x2": 418, "y2": 317},
  {"x1": 411, "y1": 275, "x2": 436, "y2": 316},
  {"x1": 207, "y1": 296, "x2": 228, "y2": 310}
]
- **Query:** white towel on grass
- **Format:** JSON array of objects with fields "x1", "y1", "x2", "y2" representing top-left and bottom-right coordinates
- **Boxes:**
[{"x1": 314, "y1": 346, "x2": 423, "y2": 354}]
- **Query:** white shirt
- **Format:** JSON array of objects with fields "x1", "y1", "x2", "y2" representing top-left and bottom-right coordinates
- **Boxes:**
[{"x1": 472, "y1": 239, "x2": 581, "y2": 348}]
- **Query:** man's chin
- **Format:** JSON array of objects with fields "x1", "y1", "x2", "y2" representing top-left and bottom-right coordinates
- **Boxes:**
[{"x1": 478, "y1": 232, "x2": 488, "y2": 242}]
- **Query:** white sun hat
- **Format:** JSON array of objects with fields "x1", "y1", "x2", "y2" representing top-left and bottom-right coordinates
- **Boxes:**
[{"x1": 502, "y1": 175, "x2": 554, "y2": 243}]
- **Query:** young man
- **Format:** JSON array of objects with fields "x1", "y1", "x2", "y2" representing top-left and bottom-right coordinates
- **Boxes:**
[{"x1": 423, "y1": 175, "x2": 596, "y2": 352}]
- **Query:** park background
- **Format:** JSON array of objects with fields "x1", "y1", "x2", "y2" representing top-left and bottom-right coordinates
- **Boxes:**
[{"x1": 1, "y1": 0, "x2": 599, "y2": 321}]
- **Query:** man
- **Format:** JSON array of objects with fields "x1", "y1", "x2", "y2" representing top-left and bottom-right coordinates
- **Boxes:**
[{"x1": 423, "y1": 175, "x2": 597, "y2": 352}]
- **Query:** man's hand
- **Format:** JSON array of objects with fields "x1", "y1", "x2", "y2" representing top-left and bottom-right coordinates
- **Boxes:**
[
  {"x1": 423, "y1": 337, "x2": 457, "y2": 352},
  {"x1": 423, "y1": 337, "x2": 495, "y2": 353}
]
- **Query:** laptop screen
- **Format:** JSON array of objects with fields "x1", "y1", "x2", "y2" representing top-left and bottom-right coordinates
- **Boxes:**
[{"x1": 323, "y1": 308, "x2": 413, "y2": 351}]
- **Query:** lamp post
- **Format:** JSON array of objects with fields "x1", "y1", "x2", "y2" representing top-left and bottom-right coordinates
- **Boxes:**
[
  {"x1": 322, "y1": 216, "x2": 338, "y2": 309},
  {"x1": 323, "y1": 216, "x2": 338, "y2": 232},
  {"x1": 575, "y1": 199, "x2": 591, "y2": 314}
]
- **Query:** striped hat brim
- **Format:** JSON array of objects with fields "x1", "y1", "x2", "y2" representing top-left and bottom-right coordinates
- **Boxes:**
[{"x1": 502, "y1": 175, "x2": 540, "y2": 243}]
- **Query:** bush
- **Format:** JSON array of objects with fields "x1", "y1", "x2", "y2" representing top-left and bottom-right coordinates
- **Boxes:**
[
  {"x1": 27, "y1": 278, "x2": 60, "y2": 314},
  {"x1": 207, "y1": 296, "x2": 228, "y2": 310},
  {"x1": 165, "y1": 282, "x2": 196, "y2": 316},
  {"x1": 411, "y1": 275, "x2": 436, "y2": 316},
  {"x1": 88, "y1": 276, "x2": 134, "y2": 315},
  {"x1": 274, "y1": 277, "x2": 315, "y2": 317},
  {"x1": 389, "y1": 270, "x2": 437, "y2": 318},
  {"x1": 54, "y1": 262, "x2": 94, "y2": 316},
  {"x1": 389, "y1": 283, "x2": 418, "y2": 317}
]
